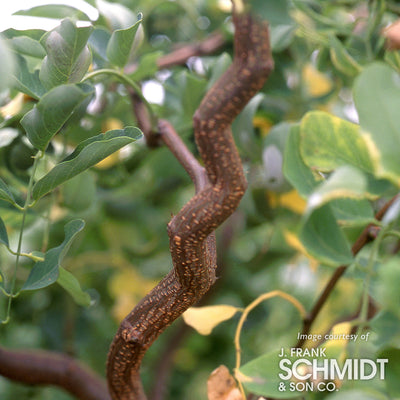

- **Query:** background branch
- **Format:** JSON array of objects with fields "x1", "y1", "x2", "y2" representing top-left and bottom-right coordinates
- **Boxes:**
[
  {"x1": 0, "y1": 346, "x2": 109, "y2": 400},
  {"x1": 125, "y1": 31, "x2": 226, "y2": 75}
]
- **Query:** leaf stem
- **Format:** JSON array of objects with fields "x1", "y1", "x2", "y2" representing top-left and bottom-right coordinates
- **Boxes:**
[
  {"x1": 82, "y1": 68, "x2": 157, "y2": 127},
  {"x1": 5, "y1": 247, "x2": 45, "y2": 262},
  {"x1": 2, "y1": 151, "x2": 43, "y2": 324},
  {"x1": 234, "y1": 290, "x2": 306, "y2": 397}
]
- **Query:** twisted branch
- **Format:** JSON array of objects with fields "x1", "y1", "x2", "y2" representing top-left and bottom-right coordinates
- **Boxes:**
[{"x1": 106, "y1": 4, "x2": 273, "y2": 399}]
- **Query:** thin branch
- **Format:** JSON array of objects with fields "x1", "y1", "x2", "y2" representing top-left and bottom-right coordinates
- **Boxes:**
[
  {"x1": 0, "y1": 346, "x2": 109, "y2": 400},
  {"x1": 125, "y1": 31, "x2": 226, "y2": 75},
  {"x1": 295, "y1": 194, "x2": 399, "y2": 348}
]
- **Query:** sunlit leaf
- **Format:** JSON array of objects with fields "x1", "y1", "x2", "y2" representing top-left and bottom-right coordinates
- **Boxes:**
[
  {"x1": 32, "y1": 127, "x2": 142, "y2": 200},
  {"x1": 22, "y1": 220, "x2": 85, "y2": 291},
  {"x1": 183, "y1": 305, "x2": 239, "y2": 335},
  {"x1": 300, "y1": 111, "x2": 375, "y2": 173}
]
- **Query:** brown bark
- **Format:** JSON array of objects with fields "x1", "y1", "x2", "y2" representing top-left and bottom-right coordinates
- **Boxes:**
[{"x1": 106, "y1": 5, "x2": 273, "y2": 400}]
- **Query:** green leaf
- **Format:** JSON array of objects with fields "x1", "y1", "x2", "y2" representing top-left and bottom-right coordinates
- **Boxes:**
[
  {"x1": 300, "y1": 111, "x2": 375, "y2": 173},
  {"x1": 307, "y1": 166, "x2": 370, "y2": 210},
  {"x1": 7, "y1": 36, "x2": 46, "y2": 58},
  {"x1": 0, "y1": 217, "x2": 9, "y2": 247},
  {"x1": 57, "y1": 267, "x2": 91, "y2": 306},
  {"x1": 21, "y1": 83, "x2": 94, "y2": 151},
  {"x1": 330, "y1": 198, "x2": 374, "y2": 227},
  {"x1": 22, "y1": 219, "x2": 85, "y2": 291},
  {"x1": 270, "y1": 24, "x2": 296, "y2": 52},
  {"x1": 300, "y1": 204, "x2": 353, "y2": 266},
  {"x1": 0, "y1": 128, "x2": 19, "y2": 148},
  {"x1": 262, "y1": 122, "x2": 292, "y2": 192},
  {"x1": 249, "y1": 0, "x2": 292, "y2": 26},
  {"x1": 326, "y1": 389, "x2": 388, "y2": 400},
  {"x1": 13, "y1": 55, "x2": 46, "y2": 99},
  {"x1": 283, "y1": 125, "x2": 319, "y2": 197},
  {"x1": 371, "y1": 311, "x2": 400, "y2": 349},
  {"x1": 250, "y1": 0, "x2": 294, "y2": 52},
  {"x1": 96, "y1": 0, "x2": 136, "y2": 30},
  {"x1": 206, "y1": 53, "x2": 231, "y2": 90},
  {"x1": 329, "y1": 35, "x2": 362, "y2": 77},
  {"x1": 378, "y1": 348, "x2": 400, "y2": 398},
  {"x1": 130, "y1": 51, "x2": 163, "y2": 81},
  {"x1": 233, "y1": 93, "x2": 264, "y2": 158},
  {"x1": 180, "y1": 71, "x2": 206, "y2": 125},
  {"x1": 0, "y1": 179, "x2": 16, "y2": 206},
  {"x1": 354, "y1": 63, "x2": 400, "y2": 185},
  {"x1": 61, "y1": 171, "x2": 96, "y2": 211},
  {"x1": 88, "y1": 27, "x2": 111, "y2": 62},
  {"x1": 384, "y1": 50, "x2": 400, "y2": 73},
  {"x1": 106, "y1": 17, "x2": 143, "y2": 68},
  {"x1": 238, "y1": 348, "x2": 301, "y2": 398},
  {"x1": 15, "y1": 5, "x2": 90, "y2": 21},
  {"x1": 0, "y1": 36, "x2": 16, "y2": 93},
  {"x1": 375, "y1": 258, "x2": 400, "y2": 318},
  {"x1": 39, "y1": 19, "x2": 92, "y2": 89},
  {"x1": 32, "y1": 127, "x2": 142, "y2": 200}
]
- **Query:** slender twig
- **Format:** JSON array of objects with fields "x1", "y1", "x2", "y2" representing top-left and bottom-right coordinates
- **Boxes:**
[{"x1": 295, "y1": 194, "x2": 399, "y2": 348}]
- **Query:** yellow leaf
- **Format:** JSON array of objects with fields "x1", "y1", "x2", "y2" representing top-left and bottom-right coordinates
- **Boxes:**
[
  {"x1": 183, "y1": 305, "x2": 239, "y2": 335},
  {"x1": 253, "y1": 115, "x2": 273, "y2": 137},
  {"x1": 269, "y1": 189, "x2": 307, "y2": 214},
  {"x1": 302, "y1": 64, "x2": 333, "y2": 98}
]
